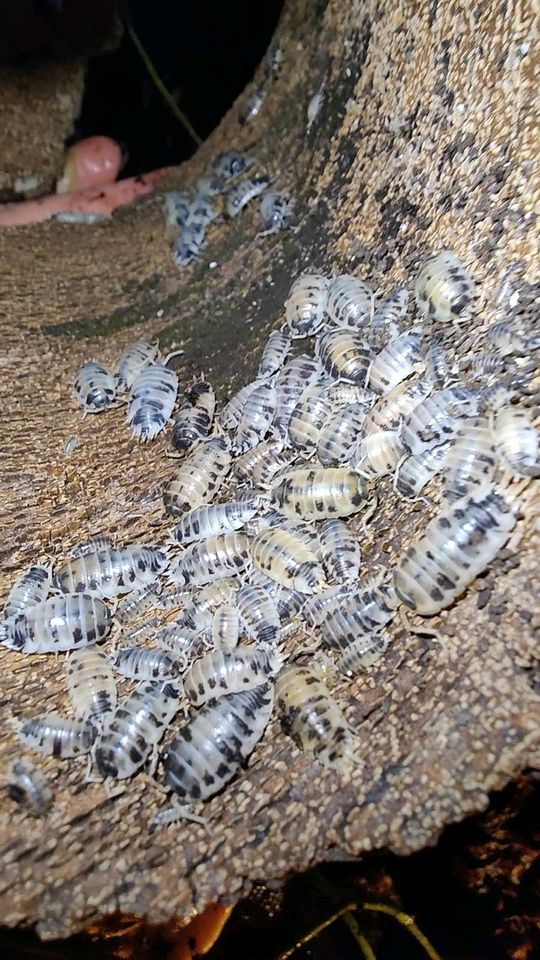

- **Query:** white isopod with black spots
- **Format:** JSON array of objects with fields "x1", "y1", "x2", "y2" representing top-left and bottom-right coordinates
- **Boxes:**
[
  {"x1": 271, "y1": 466, "x2": 372, "y2": 521},
  {"x1": 367, "y1": 330, "x2": 423, "y2": 395},
  {"x1": 127, "y1": 361, "x2": 179, "y2": 441},
  {"x1": 258, "y1": 191, "x2": 294, "y2": 236},
  {"x1": 237, "y1": 583, "x2": 281, "y2": 643},
  {"x1": 114, "y1": 340, "x2": 158, "y2": 392},
  {"x1": 288, "y1": 385, "x2": 334, "y2": 451},
  {"x1": 494, "y1": 405, "x2": 539, "y2": 477},
  {"x1": 109, "y1": 646, "x2": 185, "y2": 682},
  {"x1": 272, "y1": 355, "x2": 320, "y2": 440},
  {"x1": 251, "y1": 526, "x2": 326, "y2": 593},
  {"x1": 415, "y1": 250, "x2": 475, "y2": 322},
  {"x1": 164, "y1": 435, "x2": 232, "y2": 516},
  {"x1": 394, "y1": 485, "x2": 517, "y2": 616},
  {"x1": 66, "y1": 648, "x2": 117, "y2": 725},
  {"x1": 316, "y1": 404, "x2": 367, "y2": 466},
  {"x1": 211, "y1": 604, "x2": 240, "y2": 650},
  {"x1": 170, "y1": 498, "x2": 260, "y2": 545},
  {"x1": 1, "y1": 593, "x2": 111, "y2": 653},
  {"x1": 3, "y1": 565, "x2": 51, "y2": 619},
  {"x1": 285, "y1": 273, "x2": 329, "y2": 337},
  {"x1": 7, "y1": 759, "x2": 54, "y2": 818},
  {"x1": 326, "y1": 275, "x2": 374, "y2": 329},
  {"x1": 234, "y1": 378, "x2": 277, "y2": 453},
  {"x1": 316, "y1": 327, "x2": 370, "y2": 384},
  {"x1": 183, "y1": 645, "x2": 282, "y2": 706},
  {"x1": 54, "y1": 545, "x2": 168, "y2": 599},
  {"x1": 442, "y1": 416, "x2": 497, "y2": 501},
  {"x1": 225, "y1": 175, "x2": 270, "y2": 218},
  {"x1": 168, "y1": 532, "x2": 252, "y2": 586},
  {"x1": 95, "y1": 681, "x2": 181, "y2": 779},
  {"x1": 73, "y1": 360, "x2": 116, "y2": 413},
  {"x1": 171, "y1": 381, "x2": 216, "y2": 452},
  {"x1": 19, "y1": 715, "x2": 97, "y2": 758},
  {"x1": 317, "y1": 519, "x2": 360, "y2": 584},
  {"x1": 258, "y1": 328, "x2": 292, "y2": 378},
  {"x1": 350, "y1": 430, "x2": 404, "y2": 478},
  {"x1": 400, "y1": 386, "x2": 481, "y2": 455}
]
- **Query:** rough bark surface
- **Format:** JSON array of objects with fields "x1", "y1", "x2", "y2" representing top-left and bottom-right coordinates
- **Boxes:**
[{"x1": 0, "y1": 0, "x2": 538, "y2": 940}]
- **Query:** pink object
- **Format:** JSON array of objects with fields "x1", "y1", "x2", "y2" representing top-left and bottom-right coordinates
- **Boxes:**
[
  {"x1": 56, "y1": 136, "x2": 123, "y2": 193},
  {"x1": 0, "y1": 169, "x2": 170, "y2": 226}
]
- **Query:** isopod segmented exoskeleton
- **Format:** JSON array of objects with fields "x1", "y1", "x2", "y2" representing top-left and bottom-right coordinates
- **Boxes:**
[
  {"x1": 114, "y1": 583, "x2": 162, "y2": 626},
  {"x1": 317, "y1": 579, "x2": 398, "y2": 651},
  {"x1": 95, "y1": 681, "x2": 181, "y2": 779},
  {"x1": 337, "y1": 632, "x2": 392, "y2": 674},
  {"x1": 287, "y1": 385, "x2": 334, "y2": 451},
  {"x1": 109, "y1": 646, "x2": 185, "y2": 682},
  {"x1": 7, "y1": 759, "x2": 53, "y2": 818},
  {"x1": 400, "y1": 386, "x2": 481, "y2": 455},
  {"x1": 302, "y1": 584, "x2": 354, "y2": 630},
  {"x1": 317, "y1": 519, "x2": 361, "y2": 584},
  {"x1": 185, "y1": 196, "x2": 219, "y2": 230},
  {"x1": 258, "y1": 191, "x2": 294, "y2": 236},
  {"x1": 170, "y1": 497, "x2": 260, "y2": 545},
  {"x1": 177, "y1": 578, "x2": 239, "y2": 631},
  {"x1": 71, "y1": 535, "x2": 113, "y2": 559},
  {"x1": 54, "y1": 545, "x2": 168, "y2": 599},
  {"x1": 441, "y1": 416, "x2": 497, "y2": 501},
  {"x1": 212, "y1": 604, "x2": 240, "y2": 650},
  {"x1": 218, "y1": 378, "x2": 261, "y2": 430},
  {"x1": 285, "y1": 273, "x2": 329, "y2": 338},
  {"x1": 163, "y1": 190, "x2": 191, "y2": 228},
  {"x1": 316, "y1": 404, "x2": 367, "y2": 466},
  {"x1": 233, "y1": 439, "x2": 292, "y2": 485},
  {"x1": 258, "y1": 328, "x2": 292, "y2": 378},
  {"x1": 164, "y1": 435, "x2": 232, "y2": 517},
  {"x1": 122, "y1": 616, "x2": 161, "y2": 645},
  {"x1": 271, "y1": 466, "x2": 372, "y2": 520},
  {"x1": 1, "y1": 593, "x2": 111, "y2": 653},
  {"x1": 3, "y1": 565, "x2": 51, "y2": 619},
  {"x1": 73, "y1": 361, "x2": 116, "y2": 413},
  {"x1": 114, "y1": 340, "x2": 159, "y2": 392},
  {"x1": 237, "y1": 583, "x2": 281, "y2": 643},
  {"x1": 367, "y1": 330, "x2": 423, "y2": 395},
  {"x1": 415, "y1": 250, "x2": 475, "y2": 322},
  {"x1": 250, "y1": 526, "x2": 326, "y2": 593},
  {"x1": 183, "y1": 645, "x2": 282, "y2": 706},
  {"x1": 424, "y1": 339, "x2": 450, "y2": 389},
  {"x1": 225, "y1": 175, "x2": 270, "y2": 218},
  {"x1": 168, "y1": 532, "x2": 252, "y2": 587},
  {"x1": 173, "y1": 223, "x2": 207, "y2": 266},
  {"x1": 316, "y1": 326, "x2": 370, "y2": 384},
  {"x1": 127, "y1": 361, "x2": 179, "y2": 441},
  {"x1": 272, "y1": 355, "x2": 320, "y2": 441},
  {"x1": 20, "y1": 715, "x2": 97, "y2": 758},
  {"x1": 155, "y1": 622, "x2": 203, "y2": 658},
  {"x1": 349, "y1": 429, "x2": 404, "y2": 478},
  {"x1": 66, "y1": 648, "x2": 117, "y2": 725},
  {"x1": 394, "y1": 485, "x2": 517, "y2": 616},
  {"x1": 326, "y1": 275, "x2": 374, "y2": 329},
  {"x1": 362, "y1": 377, "x2": 431, "y2": 435},
  {"x1": 171, "y1": 380, "x2": 216, "y2": 452},
  {"x1": 213, "y1": 150, "x2": 253, "y2": 181},
  {"x1": 234, "y1": 378, "x2": 277, "y2": 454},
  {"x1": 162, "y1": 684, "x2": 274, "y2": 802},
  {"x1": 494, "y1": 405, "x2": 540, "y2": 477},
  {"x1": 394, "y1": 442, "x2": 450, "y2": 500},
  {"x1": 371, "y1": 287, "x2": 408, "y2": 344},
  {"x1": 275, "y1": 663, "x2": 354, "y2": 772}
]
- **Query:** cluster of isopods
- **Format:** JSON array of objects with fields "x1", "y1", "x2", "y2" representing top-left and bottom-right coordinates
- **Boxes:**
[
  {"x1": 163, "y1": 148, "x2": 294, "y2": 268},
  {"x1": 4, "y1": 249, "x2": 538, "y2": 825}
]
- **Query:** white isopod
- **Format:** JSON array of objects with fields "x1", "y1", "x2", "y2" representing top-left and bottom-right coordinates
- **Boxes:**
[
  {"x1": 350, "y1": 430, "x2": 404, "y2": 477},
  {"x1": 251, "y1": 526, "x2": 326, "y2": 593},
  {"x1": 168, "y1": 532, "x2": 252, "y2": 586},
  {"x1": 234, "y1": 378, "x2": 277, "y2": 453},
  {"x1": 110, "y1": 646, "x2": 185, "y2": 681},
  {"x1": 285, "y1": 273, "x2": 329, "y2": 337},
  {"x1": 424, "y1": 339, "x2": 450, "y2": 389},
  {"x1": 442, "y1": 416, "x2": 497, "y2": 501},
  {"x1": 173, "y1": 222, "x2": 207, "y2": 266},
  {"x1": 163, "y1": 191, "x2": 191, "y2": 227},
  {"x1": 114, "y1": 584, "x2": 161, "y2": 626},
  {"x1": 127, "y1": 361, "x2": 179, "y2": 441},
  {"x1": 219, "y1": 378, "x2": 262, "y2": 430},
  {"x1": 233, "y1": 439, "x2": 292, "y2": 485},
  {"x1": 3, "y1": 565, "x2": 51, "y2": 619},
  {"x1": 170, "y1": 498, "x2": 260, "y2": 545},
  {"x1": 162, "y1": 684, "x2": 274, "y2": 802},
  {"x1": 394, "y1": 485, "x2": 517, "y2": 615},
  {"x1": 213, "y1": 150, "x2": 253, "y2": 180},
  {"x1": 362, "y1": 377, "x2": 431, "y2": 435},
  {"x1": 237, "y1": 583, "x2": 281, "y2": 643},
  {"x1": 271, "y1": 466, "x2": 371, "y2": 520},
  {"x1": 400, "y1": 386, "x2": 481, "y2": 455},
  {"x1": 326, "y1": 275, "x2": 374, "y2": 329},
  {"x1": 183, "y1": 645, "x2": 282, "y2": 706},
  {"x1": 73, "y1": 361, "x2": 116, "y2": 413},
  {"x1": 54, "y1": 545, "x2": 168, "y2": 599},
  {"x1": 316, "y1": 327, "x2": 370, "y2": 384},
  {"x1": 225, "y1": 175, "x2": 270, "y2": 218},
  {"x1": 7, "y1": 759, "x2": 53, "y2": 818},
  {"x1": 211, "y1": 604, "x2": 240, "y2": 650},
  {"x1": 240, "y1": 86, "x2": 266, "y2": 125},
  {"x1": 114, "y1": 340, "x2": 158, "y2": 392},
  {"x1": 1, "y1": 593, "x2": 111, "y2": 653},
  {"x1": 371, "y1": 287, "x2": 408, "y2": 343},
  {"x1": 316, "y1": 404, "x2": 367, "y2": 465},
  {"x1": 20, "y1": 715, "x2": 97, "y2": 758},
  {"x1": 273, "y1": 355, "x2": 320, "y2": 440},
  {"x1": 66, "y1": 648, "x2": 117, "y2": 725},
  {"x1": 394, "y1": 443, "x2": 450, "y2": 500},
  {"x1": 171, "y1": 381, "x2": 216, "y2": 452},
  {"x1": 494, "y1": 405, "x2": 539, "y2": 477},
  {"x1": 367, "y1": 330, "x2": 423, "y2": 395},
  {"x1": 337, "y1": 633, "x2": 392, "y2": 674},
  {"x1": 95, "y1": 681, "x2": 181, "y2": 779},
  {"x1": 258, "y1": 328, "x2": 292, "y2": 378},
  {"x1": 164, "y1": 435, "x2": 232, "y2": 516},
  {"x1": 318, "y1": 580, "x2": 398, "y2": 651},
  {"x1": 258, "y1": 191, "x2": 294, "y2": 236},
  {"x1": 415, "y1": 250, "x2": 475, "y2": 322},
  {"x1": 317, "y1": 519, "x2": 361, "y2": 584},
  {"x1": 288, "y1": 385, "x2": 334, "y2": 451}
]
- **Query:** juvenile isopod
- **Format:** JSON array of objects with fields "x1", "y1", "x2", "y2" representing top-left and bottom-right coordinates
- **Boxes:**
[
  {"x1": 162, "y1": 684, "x2": 274, "y2": 801},
  {"x1": 317, "y1": 580, "x2": 398, "y2": 651},
  {"x1": 71, "y1": 535, "x2": 113, "y2": 559},
  {"x1": 178, "y1": 578, "x2": 239, "y2": 631},
  {"x1": 258, "y1": 328, "x2": 292, "y2": 378},
  {"x1": 1, "y1": 593, "x2": 111, "y2": 653},
  {"x1": 3, "y1": 565, "x2": 50, "y2": 619},
  {"x1": 349, "y1": 430, "x2": 404, "y2": 477},
  {"x1": 127, "y1": 361, "x2": 179, "y2": 441},
  {"x1": 317, "y1": 519, "x2": 361, "y2": 584},
  {"x1": 234, "y1": 378, "x2": 277, "y2": 453},
  {"x1": 337, "y1": 633, "x2": 392, "y2": 674},
  {"x1": 173, "y1": 223, "x2": 207, "y2": 266},
  {"x1": 316, "y1": 404, "x2": 367, "y2": 465},
  {"x1": 171, "y1": 381, "x2": 216, "y2": 452},
  {"x1": 237, "y1": 583, "x2": 282, "y2": 643},
  {"x1": 225, "y1": 175, "x2": 271, "y2": 218},
  {"x1": 183, "y1": 645, "x2": 282, "y2": 706},
  {"x1": 394, "y1": 442, "x2": 450, "y2": 500},
  {"x1": 95, "y1": 681, "x2": 181, "y2": 779},
  {"x1": 285, "y1": 273, "x2": 329, "y2": 338},
  {"x1": 114, "y1": 340, "x2": 158, "y2": 392},
  {"x1": 164, "y1": 435, "x2": 232, "y2": 516},
  {"x1": 20, "y1": 715, "x2": 97, "y2": 758},
  {"x1": 394, "y1": 485, "x2": 517, "y2": 615},
  {"x1": 240, "y1": 86, "x2": 266, "y2": 125},
  {"x1": 66, "y1": 648, "x2": 117, "y2": 725},
  {"x1": 54, "y1": 545, "x2": 168, "y2": 599},
  {"x1": 273, "y1": 355, "x2": 320, "y2": 440},
  {"x1": 110, "y1": 646, "x2": 185, "y2": 681},
  {"x1": 170, "y1": 498, "x2": 260, "y2": 545},
  {"x1": 163, "y1": 190, "x2": 191, "y2": 227},
  {"x1": 258, "y1": 191, "x2": 294, "y2": 236},
  {"x1": 213, "y1": 150, "x2": 253, "y2": 181},
  {"x1": 424, "y1": 339, "x2": 450, "y2": 389},
  {"x1": 442, "y1": 417, "x2": 497, "y2": 501},
  {"x1": 494, "y1": 405, "x2": 540, "y2": 477},
  {"x1": 218, "y1": 378, "x2": 262, "y2": 430},
  {"x1": 275, "y1": 663, "x2": 354, "y2": 772},
  {"x1": 251, "y1": 526, "x2": 326, "y2": 593},
  {"x1": 168, "y1": 532, "x2": 252, "y2": 587},
  {"x1": 362, "y1": 377, "x2": 431, "y2": 436},
  {"x1": 233, "y1": 439, "x2": 292, "y2": 485},
  {"x1": 316, "y1": 327, "x2": 370, "y2": 384},
  {"x1": 367, "y1": 330, "x2": 423, "y2": 395},
  {"x1": 326, "y1": 275, "x2": 374, "y2": 329},
  {"x1": 287, "y1": 385, "x2": 334, "y2": 451},
  {"x1": 114, "y1": 584, "x2": 161, "y2": 626},
  {"x1": 271, "y1": 466, "x2": 372, "y2": 520},
  {"x1": 73, "y1": 361, "x2": 116, "y2": 413},
  {"x1": 212, "y1": 604, "x2": 240, "y2": 650},
  {"x1": 306, "y1": 82, "x2": 326, "y2": 133},
  {"x1": 415, "y1": 250, "x2": 475, "y2": 322},
  {"x1": 185, "y1": 196, "x2": 219, "y2": 230},
  {"x1": 7, "y1": 759, "x2": 53, "y2": 818},
  {"x1": 371, "y1": 287, "x2": 408, "y2": 343}
]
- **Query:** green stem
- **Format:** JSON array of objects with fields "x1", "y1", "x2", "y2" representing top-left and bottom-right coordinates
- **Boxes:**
[{"x1": 362, "y1": 902, "x2": 443, "y2": 960}]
